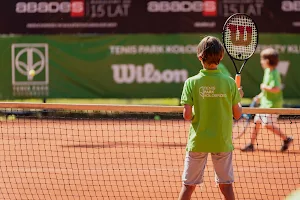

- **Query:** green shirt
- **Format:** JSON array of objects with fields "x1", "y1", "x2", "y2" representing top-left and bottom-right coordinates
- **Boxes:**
[
  {"x1": 260, "y1": 68, "x2": 283, "y2": 108},
  {"x1": 180, "y1": 69, "x2": 241, "y2": 152}
]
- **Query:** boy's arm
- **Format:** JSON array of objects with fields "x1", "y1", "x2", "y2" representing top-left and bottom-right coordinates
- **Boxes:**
[
  {"x1": 232, "y1": 103, "x2": 242, "y2": 120},
  {"x1": 260, "y1": 84, "x2": 281, "y2": 93},
  {"x1": 253, "y1": 92, "x2": 263, "y2": 103},
  {"x1": 181, "y1": 79, "x2": 194, "y2": 121},
  {"x1": 183, "y1": 104, "x2": 193, "y2": 121},
  {"x1": 232, "y1": 86, "x2": 243, "y2": 120},
  {"x1": 260, "y1": 71, "x2": 282, "y2": 93}
]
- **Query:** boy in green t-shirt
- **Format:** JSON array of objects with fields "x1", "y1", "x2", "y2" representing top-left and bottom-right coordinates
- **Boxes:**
[
  {"x1": 241, "y1": 48, "x2": 293, "y2": 152},
  {"x1": 178, "y1": 36, "x2": 243, "y2": 200}
]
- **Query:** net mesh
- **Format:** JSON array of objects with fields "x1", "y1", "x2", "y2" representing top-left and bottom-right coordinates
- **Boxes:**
[
  {"x1": 223, "y1": 14, "x2": 258, "y2": 60},
  {"x1": 0, "y1": 103, "x2": 299, "y2": 200}
]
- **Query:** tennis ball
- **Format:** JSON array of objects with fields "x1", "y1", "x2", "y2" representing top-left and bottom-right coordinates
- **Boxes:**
[
  {"x1": 154, "y1": 115, "x2": 161, "y2": 120},
  {"x1": 7, "y1": 114, "x2": 16, "y2": 120},
  {"x1": 29, "y1": 69, "x2": 36, "y2": 77}
]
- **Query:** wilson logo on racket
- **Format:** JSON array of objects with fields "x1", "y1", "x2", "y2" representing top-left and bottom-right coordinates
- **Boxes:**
[
  {"x1": 227, "y1": 24, "x2": 252, "y2": 46},
  {"x1": 222, "y1": 13, "x2": 258, "y2": 89}
]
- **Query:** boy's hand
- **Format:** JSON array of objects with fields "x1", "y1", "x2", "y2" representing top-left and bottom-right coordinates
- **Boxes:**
[
  {"x1": 238, "y1": 87, "x2": 244, "y2": 98},
  {"x1": 253, "y1": 95, "x2": 260, "y2": 104},
  {"x1": 260, "y1": 83, "x2": 267, "y2": 91}
]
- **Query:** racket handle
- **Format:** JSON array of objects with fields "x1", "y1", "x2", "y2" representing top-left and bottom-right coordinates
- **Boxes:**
[{"x1": 235, "y1": 74, "x2": 241, "y2": 88}]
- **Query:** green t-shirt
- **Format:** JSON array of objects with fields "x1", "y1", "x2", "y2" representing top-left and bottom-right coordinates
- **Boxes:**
[
  {"x1": 260, "y1": 68, "x2": 283, "y2": 108},
  {"x1": 180, "y1": 69, "x2": 241, "y2": 152}
]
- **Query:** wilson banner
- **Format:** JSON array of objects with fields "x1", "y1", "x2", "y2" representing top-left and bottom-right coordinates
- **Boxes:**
[{"x1": 0, "y1": 34, "x2": 300, "y2": 99}]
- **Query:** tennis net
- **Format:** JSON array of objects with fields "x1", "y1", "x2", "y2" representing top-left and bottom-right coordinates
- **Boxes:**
[{"x1": 0, "y1": 102, "x2": 299, "y2": 200}]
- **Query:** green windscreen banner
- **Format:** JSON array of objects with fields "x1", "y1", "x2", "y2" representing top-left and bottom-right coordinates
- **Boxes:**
[{"x1": 0, "y1": 34, "x2": 299, "y2": 99}]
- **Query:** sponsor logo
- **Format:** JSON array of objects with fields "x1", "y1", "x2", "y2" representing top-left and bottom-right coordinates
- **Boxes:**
[
  {"x1": 15, "y1": 0, "x2": 133, "y2": 22},
  {"x1": 199, "y1": 86, "x2": 227, "y2": 99},
  {"x1": 89, "y1": 0, "x2": 131, "y2": 18},
  {"x1": 147, "y1": 0, "x2": 217, "y2": 16},
  {"x1": 203, "y1": 0, "x2": 217, "y2": 16},
  {"x1": 292, "y1": 21, "x2": 300, "y2": 26},
  {"x1": 71, "y1": 0, "x2": 85, "y2": 17},
  {"x1": 222, "y1": 0, "x2": 264, "y2": 17},
  {"x1": 111, "y1": 63, "x2": 188, "y2": 84},
  {"x1": 282, "y1": 0, "x2": 300, "y2": 12},
  {"x1": 227, "y1": 24, "x2": 252, "y2": 46},
  {"x1": 11, "y1": 43, "x2": 49, "y2": 97},
  {"x1": 15, "y1": 1, "x2": 85, "y2": 17},
  {"x1": 194, "y1": 21, "x2": 216, "y2": 28}
]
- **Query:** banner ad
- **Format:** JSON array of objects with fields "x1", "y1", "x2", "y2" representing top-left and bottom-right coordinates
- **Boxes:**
[
  {"x1": 0, "y1": 34, "x2": 299, "y2": 99},
  {"x1": 0, "y1": 0, "x2": 299, "y2": 34}
]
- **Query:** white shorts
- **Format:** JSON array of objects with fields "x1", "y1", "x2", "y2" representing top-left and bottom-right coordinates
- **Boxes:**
[
  {"x1": 181, "y1": 152, "x2": 234, "y2": 185},
  {"x1": 254, "y1": 114, "x2": 279, "y2": 125}
]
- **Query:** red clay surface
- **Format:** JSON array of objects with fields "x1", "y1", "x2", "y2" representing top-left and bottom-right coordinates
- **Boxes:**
[{"x1": 0, "y1": 118, "x2": 299, "y2": 200}]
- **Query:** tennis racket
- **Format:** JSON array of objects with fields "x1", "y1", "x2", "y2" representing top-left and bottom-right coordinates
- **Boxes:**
[
  {"x1": 222, "y1": 13, "x2": 259, "y2": 88},
  {"x1": 232, "y1": 99, "x2": 257, "y2": 139}
]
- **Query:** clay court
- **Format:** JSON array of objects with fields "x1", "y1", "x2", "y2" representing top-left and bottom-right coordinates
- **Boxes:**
[{"x1": 0, "y1": 114, "x2": 299, "y2": 200}]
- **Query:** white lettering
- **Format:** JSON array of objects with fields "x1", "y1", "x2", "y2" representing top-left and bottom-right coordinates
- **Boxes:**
[
  {"x1": 110, "y1": 45, "x2": 137, "y2": 55},
  {"x1": 282, "y1": 1, "x2": 300, "y2": 12},
  {"x1": 111, "y1": 63, "x2": 188, "y2": 84},
  {"x1": 15, "y1": 2, "x2": 81, "y2": 14},
  {"x1": 194, "y1": 21, "x2": 216, "y2": 28},
  {"x1": 144, "y1": 63, "x2": 155, "y2": 83},
  {"x1": 91, "y1": 4, "x2": 130, "y2": 18},
  {"x1": 136, "y1": 66, "x2": 145, "y2": 83},
  {"x1": 110, "y1": 45, "x2": 197, "y2": 55},
  {"x1": 147, "y1": 1, "x2": 214, "y2": 12},
  {"x1": 287, "y1": 45, "x2": 300, "y2": 53},
  {"x1": 165, "y1": 45, "x2": 196, "y2": 54},
  {"x1": 223, "y1": 3, "x2": 263, "y2": 17},
  {"x1": 138, "y1": 45, "x2": 164, "y2": 54},
  {"x1": 37, "y1": 2, "x2": 47, "y2": 13},
  {"x1": 199, "y1": 86, "x2": 227, "y2": 99},
  {"x1": 48, "y1": 2, "x2": 60, "y2": 13}
]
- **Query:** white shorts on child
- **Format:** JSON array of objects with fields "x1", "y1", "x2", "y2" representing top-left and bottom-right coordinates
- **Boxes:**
[
  {"x1": 181, "y1": 151, "x2": 234, "y2": 185},
  {"x1": 254, "y1": 114, "x2": 279, "y2": 125}
]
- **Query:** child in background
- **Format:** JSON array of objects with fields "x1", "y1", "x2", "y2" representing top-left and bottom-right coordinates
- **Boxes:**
[
  {"x1": 178, "y1": 36, "x2": 243, "y2": 200},
  {"x1": 241, "y1": 48, "x2": 293, "y2": 152}
]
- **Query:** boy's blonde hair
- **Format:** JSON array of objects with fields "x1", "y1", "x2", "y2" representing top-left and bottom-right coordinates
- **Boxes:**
[
  {"x1": 260, "y1": 48, "x2": 279, "y2": 67},
  {"x1": 197, "y1": 36, "x2": 224, "y2": 65}
]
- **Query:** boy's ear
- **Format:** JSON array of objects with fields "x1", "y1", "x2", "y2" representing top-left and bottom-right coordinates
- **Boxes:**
[
  {"x1": 220, "y1": 53, "x2": 224, "y2": 61},
  {"x1": 198, "y1": 56, "x2": 202, "y2": 61}
]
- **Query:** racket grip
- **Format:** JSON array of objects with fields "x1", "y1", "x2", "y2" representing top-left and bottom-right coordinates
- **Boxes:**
[{"x1": 235, "y1": 74, "x2": 241, "y2": 88}]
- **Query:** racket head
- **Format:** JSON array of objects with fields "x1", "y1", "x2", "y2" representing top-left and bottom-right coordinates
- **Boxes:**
[
  {"x1": 222, "y1": 13, "x2": 259, "y2": 61},
  {"x1": 232, "y1": 118, "x2": 251, "y2": 139}
]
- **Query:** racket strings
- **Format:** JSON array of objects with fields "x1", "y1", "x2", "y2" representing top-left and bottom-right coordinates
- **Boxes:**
[{"x1": 224, "y1": 15, "x2": 258, "y2": 60}]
